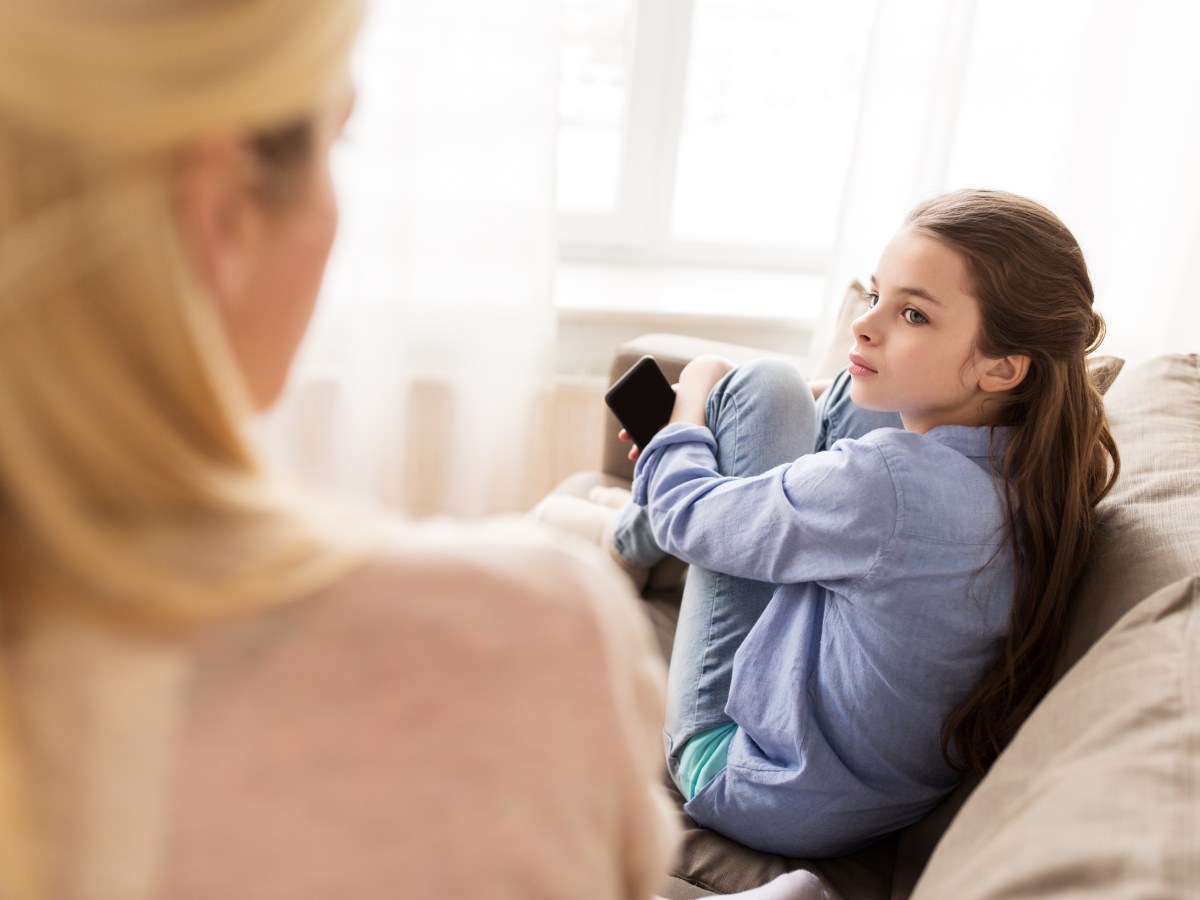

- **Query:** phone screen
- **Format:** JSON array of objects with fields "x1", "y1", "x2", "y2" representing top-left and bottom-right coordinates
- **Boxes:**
[{"x1": 604, "y1": 355, "x2": 676, "y2": 450}]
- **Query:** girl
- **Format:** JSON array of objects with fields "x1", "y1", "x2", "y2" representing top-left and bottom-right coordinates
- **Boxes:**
[
  {"x1": 0, "y1": 1, "x2": 675, "y2": 896},
  {"x1": 614, "y1": 189, "x2": 1119, "y2": 858}
]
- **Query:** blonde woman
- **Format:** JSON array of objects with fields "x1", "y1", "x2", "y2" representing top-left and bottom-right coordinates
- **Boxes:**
[{"x1": 0, "y1": 1, "x2": 677, "y2": 898}]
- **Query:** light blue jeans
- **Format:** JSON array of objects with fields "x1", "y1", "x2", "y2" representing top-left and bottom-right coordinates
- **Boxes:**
[{"x1": 611, "y1": 361, "x2": 902, "y2": 787}]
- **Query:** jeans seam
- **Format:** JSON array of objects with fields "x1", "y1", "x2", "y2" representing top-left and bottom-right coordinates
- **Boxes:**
[{"x1": 693, "y1": 382, "x2": 741, "y2": 730}]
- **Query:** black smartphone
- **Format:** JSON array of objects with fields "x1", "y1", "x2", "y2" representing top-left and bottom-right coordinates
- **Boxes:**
[{"x1": 604, "y1": 355, "x2": 676, "y2": 450}]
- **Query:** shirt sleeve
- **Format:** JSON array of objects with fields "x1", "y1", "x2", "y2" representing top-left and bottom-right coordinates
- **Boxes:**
[{"x1": 631, "y1": 424, "x2": 899, "y2": 586}]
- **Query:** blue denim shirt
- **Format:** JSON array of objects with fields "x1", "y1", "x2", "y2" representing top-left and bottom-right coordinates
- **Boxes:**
[{"x1": 632, "y1": 422, "x2": 1015, "y2": 856}]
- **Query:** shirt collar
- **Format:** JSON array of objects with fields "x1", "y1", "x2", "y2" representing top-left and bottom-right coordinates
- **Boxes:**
[{"x1": 923, "y1": 424, "x2": 1011, "y2": 462}]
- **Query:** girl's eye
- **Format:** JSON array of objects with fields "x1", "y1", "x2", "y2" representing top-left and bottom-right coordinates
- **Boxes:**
[
  {"x1": 903, "y1": 308, "x2": 929, "y2": 325},
  {"x1": 866, "y1": 291, "x2": 880, "y2": 308}
]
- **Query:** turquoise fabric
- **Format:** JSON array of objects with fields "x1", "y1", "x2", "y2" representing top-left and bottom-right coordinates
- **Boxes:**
[{"x1": 678, "y1": 722, "x2": 737, "y2": 800}]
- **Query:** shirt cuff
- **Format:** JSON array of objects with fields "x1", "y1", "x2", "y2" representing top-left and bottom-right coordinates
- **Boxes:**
[{"x1": 630, "y1": 422, "x2": 717, "y2": 506}]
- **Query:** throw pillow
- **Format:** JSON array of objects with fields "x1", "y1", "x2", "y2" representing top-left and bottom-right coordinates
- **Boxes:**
[
  {"x1": 910, "y1": 575, "x2": 1200, "y2": 899},
  {"x1": 1058, "y1": 353, "x2": 1200, "y2": 674}
]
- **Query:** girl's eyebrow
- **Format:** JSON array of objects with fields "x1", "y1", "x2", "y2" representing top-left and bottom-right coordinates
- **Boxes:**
[{"x1": 869, "y1": 275, "x2": 944, "y2": 307}]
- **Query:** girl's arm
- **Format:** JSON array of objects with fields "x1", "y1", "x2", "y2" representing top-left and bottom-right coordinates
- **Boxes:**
[{"x1": 633, "y1": 431, "x2": 895, "y2": 587}]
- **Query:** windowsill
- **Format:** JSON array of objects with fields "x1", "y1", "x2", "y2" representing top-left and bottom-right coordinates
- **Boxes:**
[
  {"x1": 555, "y1": 261, "x2": 825, "y2": 321},
  {"x1": 553, "y1": 261, "x2": 824, "y2": 376}
]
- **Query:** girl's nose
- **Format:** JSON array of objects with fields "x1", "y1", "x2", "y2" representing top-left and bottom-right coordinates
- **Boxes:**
[{"x1": 852, "y1": 310, "x2": 876, "y2": 344}]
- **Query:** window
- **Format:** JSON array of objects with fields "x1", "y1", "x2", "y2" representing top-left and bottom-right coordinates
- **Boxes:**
[
  {"x1": 557, "y1": 0, "x2": 878, "y2": 271},
  {"x1": 557, "y1": 0, "x2": 633, "y2": 214}
]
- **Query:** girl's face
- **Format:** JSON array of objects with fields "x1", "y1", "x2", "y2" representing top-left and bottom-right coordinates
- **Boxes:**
[{"x1": 848, "y1": 227, "x2": 999, "y2": 433}]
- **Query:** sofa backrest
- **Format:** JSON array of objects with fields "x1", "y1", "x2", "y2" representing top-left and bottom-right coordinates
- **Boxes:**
[{"x1": 1056, "y1": 353, "x2": 1200, "y2": 676}]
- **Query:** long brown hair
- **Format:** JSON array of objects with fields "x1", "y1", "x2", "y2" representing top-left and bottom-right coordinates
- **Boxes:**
[{"x1": 907, "y1": 189, "x2": 1120, "y2": 776}]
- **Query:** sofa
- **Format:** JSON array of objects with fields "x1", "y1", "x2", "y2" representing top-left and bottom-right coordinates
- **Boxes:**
[{"x1": 539, "y1": 285, "x2": 1200, "y2": 898}]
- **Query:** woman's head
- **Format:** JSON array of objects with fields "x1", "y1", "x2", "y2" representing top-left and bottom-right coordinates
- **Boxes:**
[
  {"x1": 0, "y1": 0, "x2": 363, "y2": 410},
  {"x1": 0, "y1": 0, "x2": 366, "y2": 612},
  {"x1": 895, "y1": 190, "x2": 1120, "y2": 774}
]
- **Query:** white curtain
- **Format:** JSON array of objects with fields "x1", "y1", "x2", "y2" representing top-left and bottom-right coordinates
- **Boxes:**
[
  {"x1": 260, "y1": 0, "x2": 561, "y2": 517},
  {"x1": 818, "y1": 0, "x2": 1200, "y2": 367}
]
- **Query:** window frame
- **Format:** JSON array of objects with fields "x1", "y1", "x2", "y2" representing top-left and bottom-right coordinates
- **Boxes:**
[{"x1": 556, "y1": 0, "x2": 840, "y2": 274}]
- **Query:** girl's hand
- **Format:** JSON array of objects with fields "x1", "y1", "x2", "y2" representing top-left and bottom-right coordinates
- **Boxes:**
[
  {"x1": 671, "y1": 355, "x2": 734, "y2": 428},
  {"x1": 617, "y1": 427, "x2": 641, "y2": 462},
  {"x1": 617, "y1": 356, "x2": 733, "y2": 460}
]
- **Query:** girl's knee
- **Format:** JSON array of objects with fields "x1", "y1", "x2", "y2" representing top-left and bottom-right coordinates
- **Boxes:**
[
  {"x1": 719, "y1": 358, "x2": 809, "y2": 404},
  {"x1": 704, "y1": 357, "x2": 818, "y2": 477}
]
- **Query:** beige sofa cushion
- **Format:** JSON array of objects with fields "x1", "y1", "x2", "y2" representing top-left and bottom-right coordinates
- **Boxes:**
[
  {"x1": 910, "y1": 575, "x2": 1200, "y2": 899},
  {"x1": 1058, "y1": 353, "x2": 1200, "y2": 674},
  {"x1": 661, "y1": 771, "x2": 896, "y2": 898}
]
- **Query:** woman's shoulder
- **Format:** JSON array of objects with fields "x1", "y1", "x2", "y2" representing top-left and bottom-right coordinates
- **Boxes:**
[
  {"x1": 338, "y1": 513, "x2": 649, "y2": 641},
  {"x1": 165, "y1": 514, "x2": 674, "y2": 897},
  {"x1": 367, "y1": 513, "x2": 626, "y2": 595},
  {"x1": 190, "y1": 513, "x2": 657, "y2": 698}
]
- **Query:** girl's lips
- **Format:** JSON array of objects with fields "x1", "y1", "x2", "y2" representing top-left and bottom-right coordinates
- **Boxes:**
[{"x1": 848, "y1": 354, "x2": 877, "y2": 377}]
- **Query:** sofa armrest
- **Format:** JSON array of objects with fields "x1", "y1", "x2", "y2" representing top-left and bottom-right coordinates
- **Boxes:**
[{"x1": 601, "y1": 333, "x2": 808, "y2": 481}]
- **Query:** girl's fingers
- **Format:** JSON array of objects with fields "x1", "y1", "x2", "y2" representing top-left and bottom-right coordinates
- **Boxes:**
[{"x1": 618, "y1": 428, "x2": 640, "y2": 459}]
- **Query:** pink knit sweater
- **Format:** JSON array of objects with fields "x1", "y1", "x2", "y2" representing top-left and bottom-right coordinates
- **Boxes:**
[{"x1": 17, "y1": 518, "x2": 678, "y2": 899}]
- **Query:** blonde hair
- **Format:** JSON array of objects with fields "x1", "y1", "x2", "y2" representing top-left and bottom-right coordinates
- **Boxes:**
[{"x1": 0, "y1": 1, "x2": 368, "y2": 895}]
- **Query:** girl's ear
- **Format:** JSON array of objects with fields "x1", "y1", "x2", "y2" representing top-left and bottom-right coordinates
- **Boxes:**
[
  {"x1": 175, "y1": 135, "x2": 261, "y2": 312},
  {"x1": 978, "y1": 353, "x2": 1031, "y2": 394}
]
